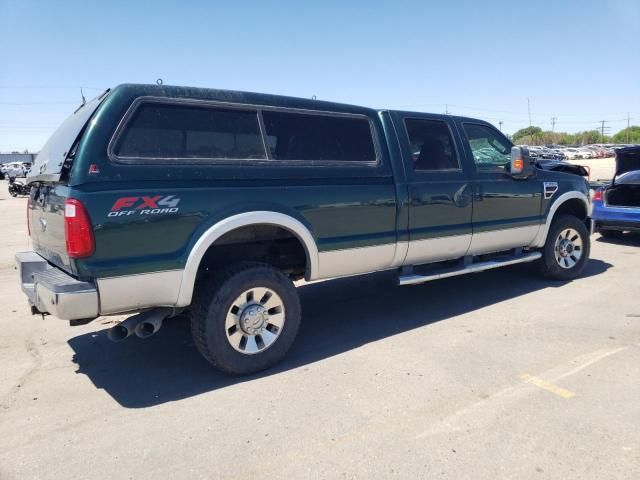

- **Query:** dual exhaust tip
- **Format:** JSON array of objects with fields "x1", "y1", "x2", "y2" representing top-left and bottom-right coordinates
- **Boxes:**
[{"x1": 107, "y1": 307, "x2": 172, "y2": 342}]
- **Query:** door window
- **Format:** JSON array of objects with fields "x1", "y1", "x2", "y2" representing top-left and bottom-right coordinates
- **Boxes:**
[
  {"x1": 463, "y1": 123, "x2": 512, "y2": 171},
  {"x1": 404, "y1": 118, "x2": 459, "y2": 171}
]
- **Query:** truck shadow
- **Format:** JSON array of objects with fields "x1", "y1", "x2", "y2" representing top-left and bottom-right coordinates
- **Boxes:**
[
  {"x1": 68, "y1": 259, "x2": 611, "y2": 408},
  {"x1": 595, "y1": 233, "x2": 640, "y2": 247}
]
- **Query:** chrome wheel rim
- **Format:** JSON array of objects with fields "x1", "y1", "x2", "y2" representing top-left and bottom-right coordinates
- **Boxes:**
[
  {"x1": 225, "y1": 287, "x2": 285, "y2": 355},
  {"x1": 554, "y1": 228, "x2": 583, "y2": 269}
]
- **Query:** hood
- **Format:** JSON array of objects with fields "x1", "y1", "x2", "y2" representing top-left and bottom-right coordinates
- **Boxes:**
[
  {"x1": 614, "y1": 146, "x2": 640, "y2": 178},
  {"x1": 536, "y1": 159, "x2": 589, "y2": 177}
]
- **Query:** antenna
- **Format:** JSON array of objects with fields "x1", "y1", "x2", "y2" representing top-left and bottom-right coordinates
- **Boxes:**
[{"x1": 80, "y1": 87, "x2": 86, "y2": 105}]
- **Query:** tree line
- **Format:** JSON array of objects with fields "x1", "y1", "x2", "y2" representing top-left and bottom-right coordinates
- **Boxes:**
[{"x1": 509, "y1": 126, "x2": 640, "y2": 146}]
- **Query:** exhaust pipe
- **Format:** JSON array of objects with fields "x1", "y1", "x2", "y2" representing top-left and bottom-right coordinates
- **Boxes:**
[
  {"x1": 135, "y1": 307, "x2": 173, "y2": 339},
  {"x1": 107, "y1": 307, "x2": 173, "y2": 342},
  {"x1": 107, "y1": 315, "x2": 145, "y2": 342}
]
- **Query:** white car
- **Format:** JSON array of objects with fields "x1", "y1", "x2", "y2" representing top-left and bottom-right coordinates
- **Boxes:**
[
  {"x1": 562, "y1": 148, "x2": 581, "y2": 160},
  {"x1": 2, "y1": 162, "x2": 28, "y2": 178},
  {"x1": 578, "y1": 149, "x2": 593, "y2": 159}
]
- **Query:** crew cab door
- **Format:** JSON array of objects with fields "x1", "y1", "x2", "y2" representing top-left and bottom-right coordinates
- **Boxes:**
[
  {"x1": 457, "y1": 121, "x2": 543, "y2": 254},
  {"x1": 392, "y1": 113, "x2": 473, "y2": 265}
]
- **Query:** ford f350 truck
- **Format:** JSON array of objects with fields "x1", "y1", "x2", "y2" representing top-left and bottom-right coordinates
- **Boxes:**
[{"x1": 16, "y1": 84, "x2": 592, "y2": 374}]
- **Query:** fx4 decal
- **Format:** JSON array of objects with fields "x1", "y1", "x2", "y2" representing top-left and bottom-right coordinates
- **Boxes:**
[{"x1": 108, "y1": 195, "x2": 181, "y2": 217}]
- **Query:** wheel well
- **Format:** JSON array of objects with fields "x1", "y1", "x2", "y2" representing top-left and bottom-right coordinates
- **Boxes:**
[
  {"x1": 196, "y1": 224, "x2": 308, "y2": 280},
  {"x1": 554, "y1": 198, "x2": 588, "y2": 222}
]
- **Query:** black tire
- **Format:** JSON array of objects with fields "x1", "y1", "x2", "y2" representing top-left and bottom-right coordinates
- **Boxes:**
[
  {"x1": 599, "y1": 229, "x2": 623, "y2": 239},
  {"x1": 191, "y1": 261, "x2": 301, "y2": 375},
  {"x1": 537, "y1": 214, "x2": 590, "y2": 280}
]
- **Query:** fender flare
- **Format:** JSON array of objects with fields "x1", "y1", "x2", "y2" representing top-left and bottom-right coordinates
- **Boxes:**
[
  {"x1": 530, "y1": 191, "x2": 590, "y2": 248},
  {"x1": 175, "y1": 211, "x2": 319, "y2": 307}
]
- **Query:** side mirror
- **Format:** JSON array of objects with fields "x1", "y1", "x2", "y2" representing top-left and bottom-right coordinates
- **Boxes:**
[{"x1": 511, "y1": 146, "x2": 534, "y2": 179}]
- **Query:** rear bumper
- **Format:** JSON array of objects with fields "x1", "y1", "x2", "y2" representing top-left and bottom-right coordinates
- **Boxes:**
[
  {"x1": 592, "y1": 201, "x2": 640, "y2": 232},
  {"x1": 15, "y1": 251, "x2": 99, "y2": 320},
  {"x1": 594, "y1": 220, "x2": 640, "y2": 232}
]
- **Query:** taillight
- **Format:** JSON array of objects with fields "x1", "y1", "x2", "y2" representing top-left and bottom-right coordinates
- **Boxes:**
[
  {"x1": 64, "y1": 199, "x2": 95, "y2": 258},
  {"x1": 592, "y1": 189, "x2": 603, "y2": 201},
  {"x1": 26, "y1": 200, "x2": 31, "y2": 237}
]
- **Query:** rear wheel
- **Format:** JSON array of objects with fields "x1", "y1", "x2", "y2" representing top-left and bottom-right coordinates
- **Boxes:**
[
  {"x1": 191, "y1": 262, "x2": 301, "y2": 375},
  {"x1": 538, "y1": 214, "x2": 590, "y2": 280}
]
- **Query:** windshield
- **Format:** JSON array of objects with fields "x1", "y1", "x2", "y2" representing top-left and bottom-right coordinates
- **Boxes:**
[{"x1": 27, "y1": 91, "x2": 108, "y2": 183}]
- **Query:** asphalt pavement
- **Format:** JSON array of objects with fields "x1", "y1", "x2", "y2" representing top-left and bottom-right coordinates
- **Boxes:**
[{"x1": 0, "y1": 183, "x2": 638, "y2": 480}]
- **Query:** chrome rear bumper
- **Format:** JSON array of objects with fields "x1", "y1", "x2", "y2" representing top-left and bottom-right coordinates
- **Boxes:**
[{"x1": 15, "y1": 251, "x2": 99, "y2": 320}]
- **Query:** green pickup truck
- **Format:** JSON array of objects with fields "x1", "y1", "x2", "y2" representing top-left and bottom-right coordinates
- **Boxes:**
[{"x1": 17, "y1": 84, "x2": 592, "y2": 374}]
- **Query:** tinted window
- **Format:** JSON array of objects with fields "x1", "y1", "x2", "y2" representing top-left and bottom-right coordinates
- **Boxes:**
[
  {"x1": 463, "y1": 123, "x2": 511, "y2": 170},
  {"x1": 404, "y1": 118, "x2": 459, "y2": 171},
  {"x1": 114, "y1": 103, "x2": 266, "y2": 160},
  {"x1": 261, "y1": 110, "x2": 376, "y2": 162}
]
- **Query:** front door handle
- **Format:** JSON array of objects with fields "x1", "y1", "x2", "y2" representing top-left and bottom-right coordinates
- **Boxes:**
[
  {"x1": 473, "y1": 184, "x2": 483, "y2": 202},
  {"x1": 453, "y1": 183, "x2": 473, "y2": 208}
]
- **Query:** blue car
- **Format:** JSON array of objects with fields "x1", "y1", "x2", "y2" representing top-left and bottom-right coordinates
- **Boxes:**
[{"x1": 592, "y1": 146, "x2": 640, "y2": 238}]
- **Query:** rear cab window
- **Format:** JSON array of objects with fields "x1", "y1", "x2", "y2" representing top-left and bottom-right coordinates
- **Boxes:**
[{"x1": 110, "y1": 98, "x2": 379, "y2": 166}]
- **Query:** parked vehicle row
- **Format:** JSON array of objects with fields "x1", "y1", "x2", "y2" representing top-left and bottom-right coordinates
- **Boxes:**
[{"x1": 521, "y1": 144, "x2": 634, "y2": 161}]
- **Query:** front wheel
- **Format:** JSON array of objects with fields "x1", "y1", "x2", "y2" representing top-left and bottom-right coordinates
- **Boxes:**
[
  {"x1": 191, "y1": 262, "x2": 301, "y2": 375},
  {"x1": 537, "y1": 214, "x2": 590, "y2": 280}
]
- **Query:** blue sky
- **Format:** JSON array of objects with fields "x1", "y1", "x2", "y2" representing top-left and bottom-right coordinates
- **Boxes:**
[{"x1": 1, "y1": 0, "x2": 639, "y2": 151}]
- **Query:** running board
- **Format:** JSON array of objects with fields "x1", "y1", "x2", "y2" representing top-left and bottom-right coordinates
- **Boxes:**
[{"x1": 398, "y1": 252, "x2": 542, "y2": 286}]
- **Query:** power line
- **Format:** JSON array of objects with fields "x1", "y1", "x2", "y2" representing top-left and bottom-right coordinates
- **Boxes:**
[
  {"x1": 0, "y1": 101, "x2": 77, "y2": 105},
  {"x1": 0, "y1": 86, "x2": 104, "y2": 90}
]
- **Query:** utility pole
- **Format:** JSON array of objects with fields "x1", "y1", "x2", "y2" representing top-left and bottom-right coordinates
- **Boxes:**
[
  {"x1": 551, "y1": 117, "x2": 557, "y2": 132},
  {"x1": 599, "y1": 120, "x2": 611, "y2": 144},
  {"x1": 527, "y1": 98, "x2": 532, "y2": 127},
  {"x1": 498, "y1": 121, "x2": 503, "y2": 131},
  {"x1": 627, "y1": 112, "x2": 631, "y2": 144}
]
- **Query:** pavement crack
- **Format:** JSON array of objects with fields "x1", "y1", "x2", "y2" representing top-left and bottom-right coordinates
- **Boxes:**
[{"x1": 0, "y1": 336, "x2": 43, "y2": 409}]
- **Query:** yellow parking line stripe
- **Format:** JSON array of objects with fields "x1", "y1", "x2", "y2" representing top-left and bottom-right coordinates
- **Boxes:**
[{"x1": 519, "y1": 373, "x2": 575, "y2": 399}]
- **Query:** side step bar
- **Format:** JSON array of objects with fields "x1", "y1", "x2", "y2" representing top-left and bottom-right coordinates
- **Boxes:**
[{"x1": 398, "y1": 251, "x2": 542, "y2": 286}]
